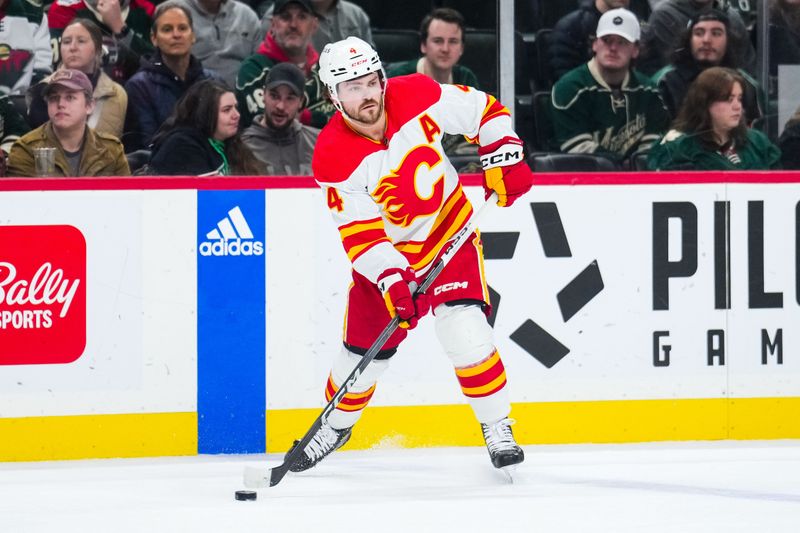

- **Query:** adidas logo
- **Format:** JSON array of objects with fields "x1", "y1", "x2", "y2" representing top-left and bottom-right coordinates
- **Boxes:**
[{"x1": 199, "y1": 206, "x2": 264, "y2": 257}]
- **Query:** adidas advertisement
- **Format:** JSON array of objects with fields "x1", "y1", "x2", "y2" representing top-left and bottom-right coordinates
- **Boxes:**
[
  {"x1": 199, "y1": 205, "x2": 264, "y2": 257},
  {"x1": 197, "y1": 191, "x2": 266, "y2": 454}
]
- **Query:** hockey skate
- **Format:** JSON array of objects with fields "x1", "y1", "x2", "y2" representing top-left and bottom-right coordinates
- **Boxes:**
[
  {"x1": 286, "y1": 422, "x2": 352, "y2": 472},
  {"x1": 481, "y1": 418, "x2": 524, "y2": 471}
]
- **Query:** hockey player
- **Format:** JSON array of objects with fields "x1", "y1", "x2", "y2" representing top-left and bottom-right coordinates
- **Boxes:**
[{"x1": 289, "y1": 36, "x2": 534, "y2": 473}]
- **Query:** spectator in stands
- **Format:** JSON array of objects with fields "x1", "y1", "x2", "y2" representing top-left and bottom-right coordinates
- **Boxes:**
[
  {"x1": 7, "y1": 69, "x2": 130, "y2": 177},
  {"x1": 237, "y1": 0, "x2": 334, "y2": 129},
  {"x1": 259, "y1": 0, "x2": 373, "y2": 53},
  {"x1": 651, "y1": 10, "x2": 763, "y2": 123},
  {"x1": 1, "y1": 95, "x2": 30, "y2": 154},
  {"x1": 648, "y1": 67, "x2": 780, "y2": 170},
  {"x1": 124, "y1": 2, "x2": 219, "y2": 151},
  {"x1": 148, "y1": 79, "x2": 263, "y2": 175},
  {"x1": 386, "y1": 7, "x2": 478, "y2": 88},
  {"x1": 548, "y1": 0, "x2": 634, "y2": 82},
  {"x1": 0, "y1": 0, "x2": 52, "y2": 96},
  {"x1": 778, "y1": 104, "x2": 800, "y2": 169},
  {"x1": 769, "y1": 0, "x2": 800, "y2": 80},
  {"x1": 177, "y1": 0, "x2": 260, "y2": 87},
  {"x1": 638, "y1": 0, "x2": 755, "y2": 76},
  {"x1": 0, "y1": 95, "x2": 31, "y2": 176},
  {"x1": 28, "y1": 19, "x2": 128, "y2": 140},
  {"x1": 551, "y1": 8, "x2": 669, "y2": 162},
  {"x1": 386, "y1": 7, "x2": 479, "y2": 161},
  {"x1": 241, "y1": 63, "x2": 318, "y2": 175},
  {"x1": 48, "y1": 0, "x2": 156, "y2": 85}
]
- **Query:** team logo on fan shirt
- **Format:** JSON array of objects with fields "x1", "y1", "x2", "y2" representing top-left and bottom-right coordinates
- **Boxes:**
[
  {"x1": 0, "y1": 225, "x2": 86, "y2": 365},
  {"x1": 198, "y1": 206, "x2": 264, "y2": 256},
  {"x1": 373, "y1": 145, "x2": 445, "y2": 227}
]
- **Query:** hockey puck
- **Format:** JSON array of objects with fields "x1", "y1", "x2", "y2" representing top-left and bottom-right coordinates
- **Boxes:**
[{"x1": 235, "y1": 490, "x2": 257, "y2": 501}]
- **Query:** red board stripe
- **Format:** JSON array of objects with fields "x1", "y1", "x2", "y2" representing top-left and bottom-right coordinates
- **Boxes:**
[{"x1": 1, "y1": 171, "x2": 799, "y2": 192}]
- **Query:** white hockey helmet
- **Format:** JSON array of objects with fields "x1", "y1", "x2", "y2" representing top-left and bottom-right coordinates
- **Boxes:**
[{"x1": 319, "y1": 36, "x2": 386, "y2": 115}]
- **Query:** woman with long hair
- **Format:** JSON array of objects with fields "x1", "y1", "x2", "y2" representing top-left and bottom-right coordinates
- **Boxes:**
[
  {"x1": 28, "y1": 18, "x2": 128, "y2": 139},
  {"x1": 648, "y1": 67, "x2": 780, "y2": 170},
  {"x1": 148, "y1": 79, "x2": 264, "y2": 176}
]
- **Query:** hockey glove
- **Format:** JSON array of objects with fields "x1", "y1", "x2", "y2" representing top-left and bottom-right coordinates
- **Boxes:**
[
  {"x1": 377, "y1": 267, "x2": 430, "y2": 329},
  {"x1": 478, "y1": 136, "x2": 533, "y2": 207}
]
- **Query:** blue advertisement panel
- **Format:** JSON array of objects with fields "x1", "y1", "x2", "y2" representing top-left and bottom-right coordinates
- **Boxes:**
[{"x1": 197, "y1": 191, "x2": 265, "y2": 453}]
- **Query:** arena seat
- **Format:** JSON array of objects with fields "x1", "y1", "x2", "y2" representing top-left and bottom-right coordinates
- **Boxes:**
[
  {"x1": 459, "y1": 29, "x2": 531, "y2": 96},
  {"x1": 372, "y1": 29, "x2": 420, "y2": 65},
  {"x1": 528, "y1": 152, "x2": 621, "y2": 172},
  {"x1": 530, "y1": 28, "x2": 555, "y2": 91},
  {"x1": 531, "y1": 90, "x2": 555, "y2": 151}
]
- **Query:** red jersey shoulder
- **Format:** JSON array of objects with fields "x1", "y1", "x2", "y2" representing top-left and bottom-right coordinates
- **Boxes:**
[
  {"x1": 313, "y1": 113, "x2": 385, "y2": 184},
  {"x1": 384, "y1": 74, "x2": 442, "y2": 126}
]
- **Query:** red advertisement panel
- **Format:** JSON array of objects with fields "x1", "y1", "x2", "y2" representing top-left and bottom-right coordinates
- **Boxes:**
[{"x1": 0, "y1": 225, "x2": 86, "y2": 365}]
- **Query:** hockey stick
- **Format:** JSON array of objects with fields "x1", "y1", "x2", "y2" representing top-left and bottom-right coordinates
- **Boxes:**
[{"x1": 243, "y1": 192, "x2": 498, "y2": 489}]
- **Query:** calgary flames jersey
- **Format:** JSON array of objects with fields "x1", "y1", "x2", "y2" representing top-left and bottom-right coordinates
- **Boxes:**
[{"x1": 312, "y1": 74, "x2": 516, "y2": 284}]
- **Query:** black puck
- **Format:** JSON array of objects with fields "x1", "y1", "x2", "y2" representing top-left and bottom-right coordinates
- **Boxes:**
[{"x1": 235, "y1": 490, "x2": 257, "y2": 501}]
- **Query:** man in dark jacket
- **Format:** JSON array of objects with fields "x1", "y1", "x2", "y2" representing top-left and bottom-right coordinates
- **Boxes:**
[
  {"x1": 235, "y1": 0, "x2": 334, "y2": 129},
  {"x1": 548, "y1": 0, "x2": 636, "y2": 82},
  {"x1": 242, "y1": 62, "x2": 318, "y2": 175},
  {"x1": 638, "y1": 0, "x2": 755, "y2": 75},
  {"x1": 651, "y1": 10, "x2": 763, "y2": 122},
  {"x1": 122, "y1": 2, "x2": 217, "y2": 151}
]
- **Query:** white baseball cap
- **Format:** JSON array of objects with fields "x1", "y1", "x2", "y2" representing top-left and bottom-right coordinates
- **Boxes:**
[{"x1": 596, "y1": 8, "x2": 641, "y2": 43}]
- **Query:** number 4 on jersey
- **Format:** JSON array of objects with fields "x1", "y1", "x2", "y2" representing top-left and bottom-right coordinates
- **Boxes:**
[{"x1": 327, "y1": 187, "x2": 344, "y2": 212}]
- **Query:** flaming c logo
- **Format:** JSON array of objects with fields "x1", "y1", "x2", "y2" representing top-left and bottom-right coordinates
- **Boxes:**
[{"x1": 373, "y1": 145, "x2": 445, "y2": 227}]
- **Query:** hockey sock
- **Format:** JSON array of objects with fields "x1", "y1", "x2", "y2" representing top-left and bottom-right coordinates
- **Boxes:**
[{"x1": 325, "y1": 347, "x2": 389, "y2": 429}]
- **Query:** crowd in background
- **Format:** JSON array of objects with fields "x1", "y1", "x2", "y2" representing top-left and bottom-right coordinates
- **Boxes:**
[{"x1": 0, "y1": 0, "x2": 798, "y2": 177}]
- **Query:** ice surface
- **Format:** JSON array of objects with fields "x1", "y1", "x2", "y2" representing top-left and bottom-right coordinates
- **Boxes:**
[{"x1": 1, "y1": 441, "x2": 798, "y2": 532}]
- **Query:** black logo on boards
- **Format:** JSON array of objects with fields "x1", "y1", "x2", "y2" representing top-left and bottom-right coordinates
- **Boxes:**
[
  {"x1": 651, "y1": 200, "x2": 790, "y2": 368},
  {"x1": 482, "y1": 202, "x2": 604, "y2": 368}
]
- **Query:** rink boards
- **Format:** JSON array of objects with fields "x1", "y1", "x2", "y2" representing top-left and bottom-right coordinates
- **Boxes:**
[{"x1": 0, "y1": 172, "x2": 798, "y2": 461}]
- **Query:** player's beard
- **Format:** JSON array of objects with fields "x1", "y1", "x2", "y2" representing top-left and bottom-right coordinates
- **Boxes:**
[{"x1": 346, "y1": 98, "x2": 383, "y2": 125}]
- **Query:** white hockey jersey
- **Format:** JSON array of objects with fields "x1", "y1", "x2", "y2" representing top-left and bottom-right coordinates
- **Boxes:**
[
  {"x1": 0, "y1": 0, "x2": 52, "y2": 95},
  {"x1": 312, "y1": 74, "x2": 518, "y2": 284}
]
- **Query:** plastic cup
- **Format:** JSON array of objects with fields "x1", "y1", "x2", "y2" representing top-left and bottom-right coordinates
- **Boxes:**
[{"x1": 33, "y1": 147, "x2": 57, "y2": 177}]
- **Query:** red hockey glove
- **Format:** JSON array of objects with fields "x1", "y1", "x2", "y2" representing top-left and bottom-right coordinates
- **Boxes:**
[
  {"x1": 478, "y1": 136, "x2": 533, "y2": 207},
  {"x1": 377, "y1": 267, "x2": 430, "y2": 329}
]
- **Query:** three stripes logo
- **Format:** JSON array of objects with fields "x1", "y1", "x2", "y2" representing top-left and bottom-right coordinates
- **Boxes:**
[
  {"x1": 199, "y1": 206, "x2": 264, "y2": 257},
  {"x1": 483, "y1": 202, "x2": 605, "y2": 368}
]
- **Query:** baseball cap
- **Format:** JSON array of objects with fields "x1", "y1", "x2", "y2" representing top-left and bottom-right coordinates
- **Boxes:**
[
  {"x1": 43, "y1": 69, "x2": 93, "y2": 97},
  {"x1": 264, "y1": 62, "x2": 306, "y2": 96},
  {"x1": 273, "y1": 0, "x2": 319, "y2": 17},
  {"x1": 688, "y1": 9, "x2": 729, "y2": 29},
  {"x1": 596, "y1": 8, "x2": 641, "y2": 43}
]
